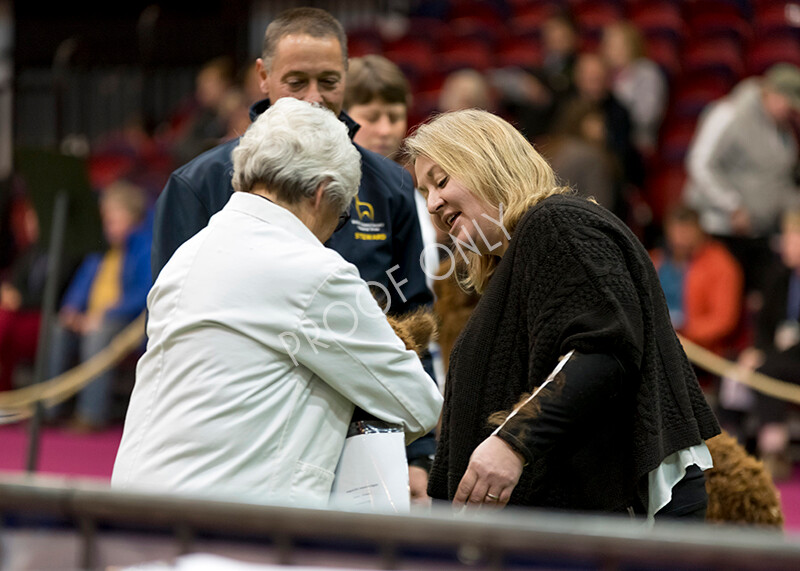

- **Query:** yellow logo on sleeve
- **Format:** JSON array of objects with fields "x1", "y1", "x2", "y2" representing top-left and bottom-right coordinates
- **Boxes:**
[
  {"x1": 354, "y1": 196, "x2": 375, "y2": 220},
  {"x1": 350, "y1": 196, "x2": 386, "y2": 241}
]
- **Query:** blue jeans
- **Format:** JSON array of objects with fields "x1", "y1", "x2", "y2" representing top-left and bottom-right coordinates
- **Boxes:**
[{"x1": 46, "y1": 317, "x2": 129, "y2": 425}]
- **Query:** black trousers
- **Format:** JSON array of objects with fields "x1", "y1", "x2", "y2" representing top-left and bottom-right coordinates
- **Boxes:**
[
  {"x1": 713, "y1": 234, "x2": 776, "y2": 296},
  {"x1": 654, "y1": 464, "x2": 708, "y2": 520}
]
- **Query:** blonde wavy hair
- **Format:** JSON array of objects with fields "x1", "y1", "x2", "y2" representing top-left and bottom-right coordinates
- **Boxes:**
[{"x1": 404, "y1": 109, "x2": 570, "y2": 292}]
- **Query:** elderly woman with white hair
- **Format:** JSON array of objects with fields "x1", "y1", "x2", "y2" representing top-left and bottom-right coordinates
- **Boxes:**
[{"x1": 112, "y1": 98, "x2": 442, "y2": 506}]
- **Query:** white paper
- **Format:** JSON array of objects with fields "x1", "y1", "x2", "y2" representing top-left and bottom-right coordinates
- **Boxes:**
[{"x1": 330, "y1": 431, "x2": 409, "y2": 513}]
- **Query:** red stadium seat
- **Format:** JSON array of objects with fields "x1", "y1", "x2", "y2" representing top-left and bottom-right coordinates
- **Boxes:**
[
  {"x1": 447, "y1": 0, "x2": 507, "y2": 23},
  {"x1": 449, "y1": 15, "x2": 505, "y2": 47},
  {"x1": 88, "y1": 153, "x2": 136, "y2": 191},
  {"x1": 512, "y1": 0, "x2": 561, "y2": 21},
  {"x1": 438, "y1": 39, "x2": 495, "y2": 73},
  {"x1": 682, "y1": 37, "x2": 745, "y2": 83},
  {"x1": 753, "y1": 2, "x2": 800, "y2": 35},
  {"x1": 411, "y1": 71, "x2": 447, "y2": 119},
  {"x1": 495, "y1": 35, "x2": 543, "y2": 69},
  {"x1": 686, "y1": 12, "x2": 752, "y2": 45},
  {"x1": 683, "y1": 0, "x2": 747, "y2": 19},
  {"x1": 658, "y1": 119, "x2": 698, "y2": 166},
  {"x1": 645, "y1": 35, "x2": 682, "y2": 78},
  {"x1": 629, "y1": 0, "x2": 685, "y2": 43},
  {"x1": 669, "y1": 74, "x2": 731, "y2": 119},
  {"x1": 404, "y1": 16, "x2": 449, "y2": 40},
  {"x1": 383, "y1": 35, "x2": 436, "y2": 81},
  {"x1": 747, "y1": 35, "x2": 800, "y2": 75},
  {"x1": 347, "y1": 28, "x2": 382, "y2": 57},
  {"x1": 510, "y1": 13, "x2": 548, "y2": 40},
  {"x1": 573, "y1": 1, "x2": 623, "y2": 39},
  {"x1": 646, "y1": 165, "x2": 688, "y2": 225}
]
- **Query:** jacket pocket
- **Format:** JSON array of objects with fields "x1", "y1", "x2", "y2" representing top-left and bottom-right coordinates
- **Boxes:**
[{"x1": 290, "y1": 461, "x2": 335, "y2": 506}]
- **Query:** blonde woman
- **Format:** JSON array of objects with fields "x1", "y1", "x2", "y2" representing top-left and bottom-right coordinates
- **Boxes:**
[{"x1": 405, "y1": 109, "x2": 720, "y2": 520}]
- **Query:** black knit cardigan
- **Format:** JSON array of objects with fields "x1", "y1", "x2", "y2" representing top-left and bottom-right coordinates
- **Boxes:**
[{"x1": 427, "y1": 194, "x2": 720, "y2": 513}]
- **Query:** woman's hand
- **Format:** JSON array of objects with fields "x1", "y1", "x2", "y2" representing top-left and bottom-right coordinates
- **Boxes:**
[{"x1": 453, "y1": 435, "x2": 524, "y2": 510}]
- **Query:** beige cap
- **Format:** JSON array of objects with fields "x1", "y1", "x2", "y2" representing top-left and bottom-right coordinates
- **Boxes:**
[{"x1": 765, "y1": 62, "x2": 800, "y2": 109}]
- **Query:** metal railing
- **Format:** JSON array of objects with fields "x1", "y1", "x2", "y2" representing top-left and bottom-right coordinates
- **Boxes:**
[{"x1": 1, "y1": 474, "x2": 800, "y2": 570}]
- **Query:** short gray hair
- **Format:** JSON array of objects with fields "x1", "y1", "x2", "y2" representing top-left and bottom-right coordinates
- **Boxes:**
[
  {"x1": 262, "y1": 7, "x2": 348, "y2": 71},
  {"x1": 231, "y1": 98, "x2": 361, "y2": 213}
]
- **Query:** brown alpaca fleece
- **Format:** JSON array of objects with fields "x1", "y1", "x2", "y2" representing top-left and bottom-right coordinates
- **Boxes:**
[
  {"x1": 387, "y1": 308, "x2": 438, "y2": 358},
  {"x1": 432, "y1": 260, "x2": 481, "y2": 370},
  {"x1": 705, "y1": 430, "x2": 784, "y2": 527}
]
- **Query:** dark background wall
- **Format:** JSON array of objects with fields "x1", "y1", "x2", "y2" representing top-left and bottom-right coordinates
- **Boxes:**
[{"x1": 13, "y1": 2, "x2": 251, "y2": 148}]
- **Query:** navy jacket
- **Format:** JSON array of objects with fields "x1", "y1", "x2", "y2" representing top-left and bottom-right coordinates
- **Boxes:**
[{"x1": 151, "y1": 99, "x2": 433, "y2": 317}]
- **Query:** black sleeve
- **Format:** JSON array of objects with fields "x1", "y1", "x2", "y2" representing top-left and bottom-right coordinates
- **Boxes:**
[{"x1": 494, "y1": 352, "x2": 626, "y2": 464}]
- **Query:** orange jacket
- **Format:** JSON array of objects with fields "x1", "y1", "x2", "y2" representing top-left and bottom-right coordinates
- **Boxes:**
[{"x1": 651, "y1": 240, "x2": 744, "y2": 355}]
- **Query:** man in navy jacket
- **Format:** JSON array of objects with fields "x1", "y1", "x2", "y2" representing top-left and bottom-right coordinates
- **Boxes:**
[
  {"x1": 151, "y1": 9, "x2": 431, "y2": 319},
  {"x1": 153, "y1": 101, "x2": 430, "y2": 317},
  {"x1": 150, "y1": 7, "x2": 437, "y2": 499}
]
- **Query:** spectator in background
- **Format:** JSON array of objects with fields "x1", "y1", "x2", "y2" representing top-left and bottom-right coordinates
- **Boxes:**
[
  {"x1": 729, "y1": 209, "x2": 800, "y2": 480},
  {"x1": 345, "y1": 55, "x2": 411, "y2": 161},
  {"x1": 601, "y1": 21, "x2": 668, "y2": 158},
  {"x1": 543, "y1": 98, "x2": 624, "y2": 217},
  {"x1": 438, "y1": 68, "x2": 496, "y2": 113},
  {"x1": 685, "y1": 63, "x2": 800, "y2": 301},
  {"x1": 46, "y1": 180, "x2": 152, "y2": 431},
  {"x1": 492, "y1": 9, "x2": 580, "y2": 142},
  {"x1": 539, "y1": 9, "x2": 580, "y2": 97},
  {"x1": 343, "y1": 53, "x2": 441, "y2": 506},
  {"x1": 171, "y1": 56, "x2": 236, "y2": 165},
  {"x1": 564, "y1": 52, "x2": 644, "y2": 189},
  {"x1": 0, "y1": 200, "x2": 46, "y2": 392},
  {"x1": 649, "y1": 205, "x2": 744, "y2": 357}
]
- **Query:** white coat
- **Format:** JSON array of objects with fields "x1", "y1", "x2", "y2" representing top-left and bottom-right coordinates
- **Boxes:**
[{"x1": 111, "y1": 192, "x2": 443, "y2": 507}]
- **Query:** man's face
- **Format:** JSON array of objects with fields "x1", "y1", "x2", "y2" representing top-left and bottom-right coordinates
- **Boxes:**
[{"x1": 258, "y1": 33, "x2": 346, "y2": 116}]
